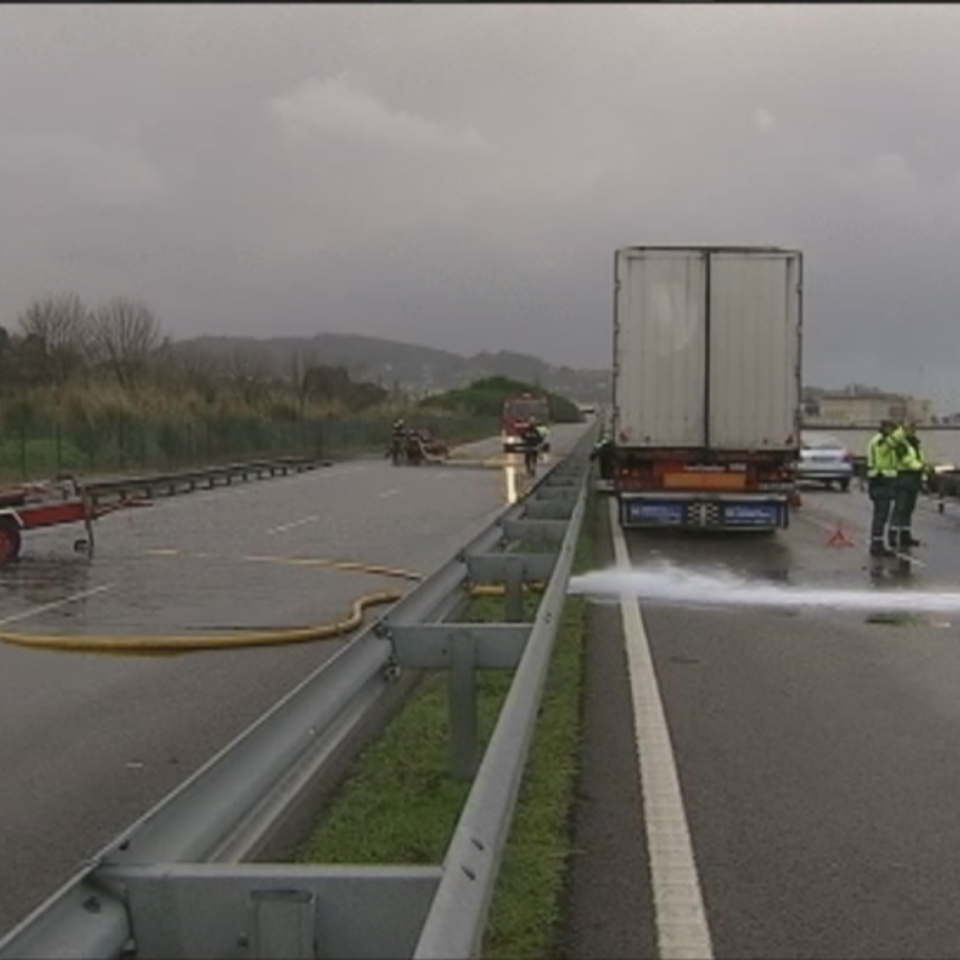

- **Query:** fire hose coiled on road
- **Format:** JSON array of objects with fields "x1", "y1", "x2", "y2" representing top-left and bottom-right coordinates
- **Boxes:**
[{"x1": 0, "y1": 556, "x2": 543, "y2": 656}]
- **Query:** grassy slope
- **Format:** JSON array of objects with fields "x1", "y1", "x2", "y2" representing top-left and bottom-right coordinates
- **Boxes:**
[{"x1": 291, "y1": 489, "x2": 598, "y2": 958}]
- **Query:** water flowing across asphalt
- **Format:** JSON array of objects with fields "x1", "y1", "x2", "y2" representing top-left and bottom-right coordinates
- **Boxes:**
[{"x1": 568, "y1": 562, "x2": 960, "y2": 615}]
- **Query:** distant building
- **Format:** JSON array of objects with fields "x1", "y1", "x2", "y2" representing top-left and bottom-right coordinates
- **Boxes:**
[{"x1": 808, "y1": 387, "x2": 933, "y2": 426}]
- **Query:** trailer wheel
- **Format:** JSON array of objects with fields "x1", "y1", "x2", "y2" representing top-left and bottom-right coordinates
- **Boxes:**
[{"x1": 0, "y1": 518, "x2": 21, "y2": 563}]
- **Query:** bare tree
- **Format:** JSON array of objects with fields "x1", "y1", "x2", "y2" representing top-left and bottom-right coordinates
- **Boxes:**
[
  {"x1": 288, "y1": 347, "x2": 318, "y2": 419},
  {"x1": 90, "y1": 297, "x2": 163, "y2": 390},
  {"x1": 16, "y1": 292, "x2": 92, "y2": 390},
  {"x1": 165, "y1": 343, "x2": 222, "y2": 401},
  {"x1": 0, "y1": 325, "x2": 16, "y2": 396},
  {"x1": 224, "y1": 346, "x2": 273, "y2": 405}
]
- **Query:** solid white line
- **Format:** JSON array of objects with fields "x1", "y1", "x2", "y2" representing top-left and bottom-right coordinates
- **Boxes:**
[
  {"x1": 609, "y1": 499, "x2": 714, "y2": 960},
  {"x1": 379, "y1": 488, "x2": 400, "y2": 499},
  {"x1": 266, "y1": 515, "x2": 318, "y2": 535},
  {"x1": 0, "y1": 584, "x2": 116, "y2": 626}
]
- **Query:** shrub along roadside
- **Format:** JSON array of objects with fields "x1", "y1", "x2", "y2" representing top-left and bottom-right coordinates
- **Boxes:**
[
  {"x1": 0, "y1": 402, "x2": 497, "y2": 483},
  {"x1": 291, "y1": 485, "x2": 598, "y2": 958},
  {"x1": 418, "y1": 375, "x2": 584, "y2": 424}
]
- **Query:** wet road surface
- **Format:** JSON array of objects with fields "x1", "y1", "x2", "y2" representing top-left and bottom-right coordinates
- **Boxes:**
[
  {"x1": 566, "y1": 485, "x2": 960, "y2": 960},
  {"x1": 0, "y1": 426, "x2": 585, "y2": 937}
]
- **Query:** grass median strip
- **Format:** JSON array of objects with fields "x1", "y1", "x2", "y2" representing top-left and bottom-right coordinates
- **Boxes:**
[{"x1": 292, "y1": 488, "x2": 597, "y2": 958}]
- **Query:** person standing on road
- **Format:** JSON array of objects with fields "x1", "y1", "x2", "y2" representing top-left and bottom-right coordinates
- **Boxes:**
[
  {"x1": 590, "y1": 432, "x2": 616, "y2": 481},
  {"x1": 389, "y1": 419, "x2": 407, "y2": 465},
  {"x1": 520, "y1": 417, "x2": 544, "y2": 477},
  {"x1": 535, "y1": 421, "x2": 550, "y2": 453},
  {"x1": 866, "y1": 419, "x2": 899, "y2": 557},
  {"x1": 889, "y1": 420, "x2": 926, "y2": 549}
]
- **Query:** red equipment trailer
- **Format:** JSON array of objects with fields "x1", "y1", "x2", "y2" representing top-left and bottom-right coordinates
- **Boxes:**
[{"x1": 0, "y1": 479, "x2": 146, "y2": 562}]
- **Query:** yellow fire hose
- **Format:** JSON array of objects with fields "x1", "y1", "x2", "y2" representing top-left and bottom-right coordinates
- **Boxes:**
[{"x1": 0, "y1": 554, "x2": 544, "y2": 656}]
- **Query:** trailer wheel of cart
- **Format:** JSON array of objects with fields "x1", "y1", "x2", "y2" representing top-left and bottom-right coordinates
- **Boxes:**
[{"x1": 0, "y1": 517, "x2": 22, "y2": 563}]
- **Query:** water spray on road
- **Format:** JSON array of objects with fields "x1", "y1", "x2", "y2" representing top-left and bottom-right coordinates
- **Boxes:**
[{"x1": 568, "y1": 562, "x2": 960, "y2": 617}]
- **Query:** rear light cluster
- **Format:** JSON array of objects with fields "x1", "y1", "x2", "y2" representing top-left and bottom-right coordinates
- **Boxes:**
[
  {"x1": 756, "y1": 464, "x2": 795, "y2": 480},
  {"x1": 616, "y1": 464, "x2": 649, "y2": 478}
]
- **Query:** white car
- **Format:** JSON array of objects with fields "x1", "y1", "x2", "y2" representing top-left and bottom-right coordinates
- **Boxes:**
[{"x1": 797, "y1": 432, "x2": 854, "y2": 491}]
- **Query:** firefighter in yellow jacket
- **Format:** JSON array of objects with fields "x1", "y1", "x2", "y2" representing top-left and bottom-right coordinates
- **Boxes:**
[
  {"x1": 889, "y1": 421, "x2": 926, "y2": 550},
  {"x1": 865, "y1": 419, "x2": 899, "y2": 557}
]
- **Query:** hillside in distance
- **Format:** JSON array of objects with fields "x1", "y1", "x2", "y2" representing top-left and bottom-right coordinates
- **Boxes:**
[{"x1": 174, "y1": 332, "x2": 612, "y2": 405}]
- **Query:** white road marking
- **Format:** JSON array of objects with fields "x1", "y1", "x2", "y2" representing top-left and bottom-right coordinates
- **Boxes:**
[
  {"x1": 609, "y1": 499, "x2": 714, "y2": 960},
  {"x1": 379, "y1": 488, "x2": 400, "y2": 499},
  {"x1": 0, "y1": 584, "x2": 116, "y2": 626},
  {"x1": 266, "y1": 515, "x2": 318, "y2": 535}
]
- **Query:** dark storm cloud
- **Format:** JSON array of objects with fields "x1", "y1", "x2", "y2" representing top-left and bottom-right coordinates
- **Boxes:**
[{"x1": 3, "y1": 5, "x2": 960, "y2": 406}]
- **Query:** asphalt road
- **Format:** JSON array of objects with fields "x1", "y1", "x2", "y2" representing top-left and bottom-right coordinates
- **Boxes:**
[
  {"x1": 0, "y1": 425, "x2": 586, "y2": 938},
  {"x1": 565, "y1": 484, "x2": 960, "y2": 959}
]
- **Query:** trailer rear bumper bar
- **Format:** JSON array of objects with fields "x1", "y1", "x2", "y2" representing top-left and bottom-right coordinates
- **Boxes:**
[{"x1": 618, "y1": 491, "x2": 790, "y2": 530}]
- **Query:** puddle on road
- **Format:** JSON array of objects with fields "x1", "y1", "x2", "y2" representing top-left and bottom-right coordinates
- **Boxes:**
[
  {"x1": 0, "y1": 553, "x2": 95, "y2": 613},
  {"x1": 568, "y1": 562, "x2": 959, "y2": 628}
]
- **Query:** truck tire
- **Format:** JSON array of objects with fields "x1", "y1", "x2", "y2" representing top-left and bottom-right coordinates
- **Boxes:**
[{"x1": 0, "y1": 518, "x2": 22, "y2": 563}]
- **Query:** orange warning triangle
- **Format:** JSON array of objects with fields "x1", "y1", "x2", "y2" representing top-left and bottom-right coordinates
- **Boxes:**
[{"x1": 827, "y1": 520, "x2": 854, "y2": 547}]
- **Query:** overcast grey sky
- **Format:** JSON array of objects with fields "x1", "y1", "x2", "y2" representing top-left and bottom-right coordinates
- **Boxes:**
[{"x1": 3, "y1": 5, "x2": 960, "y2": 406}]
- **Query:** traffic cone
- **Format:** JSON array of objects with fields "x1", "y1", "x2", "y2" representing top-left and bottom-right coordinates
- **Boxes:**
[{"x1": 827, "y1": 520, "x2": 854, "y2": 547}]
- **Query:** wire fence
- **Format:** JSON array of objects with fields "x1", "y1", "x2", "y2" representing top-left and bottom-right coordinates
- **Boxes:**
[{"x1": 0, "y1": 412, "x2": 497, "y2": 483}]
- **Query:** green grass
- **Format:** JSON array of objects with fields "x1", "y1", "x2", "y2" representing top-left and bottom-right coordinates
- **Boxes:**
[
  {"x1": 0, "y1": 436, "x2": 90, "y2": 483},
  {"x1": 0, "y1": 410, "x2": 498, "y2": 483},
  {"x1": 291, "y1": 485, "x2": 598, "y2": 959},
  {"x1": 480, "y1": 590, "x2": 589, "y2": 959}
]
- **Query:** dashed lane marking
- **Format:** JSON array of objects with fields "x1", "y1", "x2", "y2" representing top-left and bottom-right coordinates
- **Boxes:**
[
  {"x1": 0, "y1": 584, "x2": 116, "y2": 627},
  {"x1": 266, "y1": 515, "x2": 319, "y2": 535}
]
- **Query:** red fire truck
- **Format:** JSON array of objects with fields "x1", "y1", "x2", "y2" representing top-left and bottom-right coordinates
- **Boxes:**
[{"x1": 501, "y1": 393, "x2": 551, "y2": 453}]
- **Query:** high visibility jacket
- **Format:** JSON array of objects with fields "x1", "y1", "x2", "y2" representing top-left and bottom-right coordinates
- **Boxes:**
[
  {"x1": 520, "y1": 424, "x2": 543, "y2": 449},
  {"x1": 866, "y1": 432, "x2": 898, "y2": 479},
  {"x1": 890, "y1": 426, "x2": 925, "y2": 472}
]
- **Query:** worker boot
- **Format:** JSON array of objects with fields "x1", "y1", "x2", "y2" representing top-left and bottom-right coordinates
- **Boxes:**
[
  {"x1": 900, "y1": 529, "x2": 921, "y2": 548},
  {"x1": 870, "y1": 541, "x2": 895, "y2": 558}
]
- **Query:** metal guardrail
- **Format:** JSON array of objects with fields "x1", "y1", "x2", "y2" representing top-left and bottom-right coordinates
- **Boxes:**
[
  {"x1": 0, "y1": 430, "x2": 597, "y2": 959},
  {"x1": 76, "y1": 456, "x2": 327, "y2": 505}
]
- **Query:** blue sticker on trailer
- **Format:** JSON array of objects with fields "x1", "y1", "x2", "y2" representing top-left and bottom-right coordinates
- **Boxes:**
[
  {"x1": 625, "y1": 501, "x2": 685, "y2": 524},
  {"x1": 723, "y1": 503, "x2": 780, "y2": 525}
]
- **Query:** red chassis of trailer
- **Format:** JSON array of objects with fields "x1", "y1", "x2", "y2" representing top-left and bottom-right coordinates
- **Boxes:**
[{"x1": 0, "y1": 479, "x2": 149, "y2": 562}]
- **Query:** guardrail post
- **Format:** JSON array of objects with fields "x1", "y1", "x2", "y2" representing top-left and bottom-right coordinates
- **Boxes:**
[
  {"x1": 503, "y1": 556, "x2": 524, "y2": 623},
  {"x1": 450, "y1": 633, "x2": 479, "y2": 782}
]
